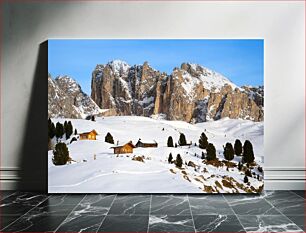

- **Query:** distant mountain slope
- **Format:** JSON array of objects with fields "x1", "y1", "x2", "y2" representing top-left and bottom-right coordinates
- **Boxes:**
[
  {"x1": 48, "y1": 74, "x2": 102, "y2": 119},
  {"x1": 91, "y1": 60, "x2": 264, "y2": 122}
]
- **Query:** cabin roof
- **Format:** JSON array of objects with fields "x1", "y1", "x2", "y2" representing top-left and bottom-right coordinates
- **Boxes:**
[
  {"x1": 79, "y1": 129, "x2": 98, "y2": 135},
  {"x1": 111, "y1": 141, "x2": 136, "y2": 149},
  {"x1": 136, "y1": 139, "x2": 157, "y2": 144}
]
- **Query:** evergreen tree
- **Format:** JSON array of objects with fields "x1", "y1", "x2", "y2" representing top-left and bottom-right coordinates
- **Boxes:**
[
  {"x1": 91, "y1": 115, "x2": 95, "y2": 121},
  {"x1": 238, "y1": 162, "x2": 242, "y2": 171},
  {"x1": 48, "y1": 119, "x2": 56, "y2": 139},
  {"x1": 199, "y1": 132, "x2": 208, "y2": 149},
  {"x1": 55, "y1": 122, "x2": 64, "y2": 138},
  {"x1": 175, "y1": 154, "x2": 183, "y2": 168},
  {"x1": 223, "y1": 142, "x2": 234, "y2": 161},
  {"x1": 168, "y1": 153, "x2": 173, "y2": 163},
  {"x1": 206, "y1": 143, "x2": 216, "y2": 161},
  {"x1": 74, "y1": 129, "x2": 78, "y2": 135},
  {"x1": 52, "y1": 142, "x2": 69, "y2": 165},
  {"x1": 234, "y1": 139, "x2": 242, "y2": 156},
  {"x1": 244, "y1": 175, "x2": 249, "y2": 183},
  {"x1": 178, "y1": 133, "x2": 187, "y2": 146},
  {"x1": 242, "y1": 140, "x2": 255, "y2": 163},
  {"x1": 167, "y1": 136, "x2": 174, "y2": 147},
  {"x1": 63, "y1": 121, "x2": 68, "y2": 135},
  {"x1": 201, "y1": 151, "x2": 205, "y2": 159},
  {"x1": 175, "y1": 143, "x2": 178, "y2": 148},
  {"x1": 245, "y1": 169, "x2": 252, "y2": 177},
  {"x1": 66, "y1": 121, "x2": 73, "y2": 139},
  {"x1": 105, "y1": 132, "x2": 114, "y2": 144}
]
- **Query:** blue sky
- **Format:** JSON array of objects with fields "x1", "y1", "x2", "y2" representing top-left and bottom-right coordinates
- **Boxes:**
[{"x1": 48, "y1": 39, "x2": 263, "y2": 95}]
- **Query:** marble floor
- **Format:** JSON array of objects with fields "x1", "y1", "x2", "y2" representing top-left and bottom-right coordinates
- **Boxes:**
[{"x1": 0, "y1": 190, "x2": 304, "y2": 233}]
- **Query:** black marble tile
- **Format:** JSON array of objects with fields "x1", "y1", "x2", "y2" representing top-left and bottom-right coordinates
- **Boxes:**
[
  {"x1": 0, "y1": 215, "x2": 21, "y2": 231},
  {"x1": 2, "y1": 214, "x2": 67, "y2": 232},
  {"x1": 238, "y1": 215, "x2": 303, "y2": 232},
  {"x1": 224, "y1": 194, "x2": 281, "y2": 215},
  {"x1": 0, "y1": 192, "x2": 48, "y2": 216},
  {"x1": 98, "y1": 215, "x2": 149, "y2": 232},
  {"x1": 47, "y1": 194, "x2": 85, "y2": 205},
  {"x1": 265, "y1": 191, "x2": 304, "y2": 215},
  {"x1": 108, "y1": 195, "x2": 150, "y2": 215},
  {"x1": 188, "y1": 195, "x2": 234, "y2": 215},
  {"x1": 0, "y1": 191, "x2": 15, "y2": 201},
  {"x1": 150, "y1": 195, "x2": 191, "y2": 216},
  {"x1": 149, "y1": 215, "x2": 195, "y2": 233},
  {"x1": 29, "y1": 194, "x2": 85, "y2": 216},
  {"x1": 291, "y1": 190, "x2": 305, "y2": 199},
  {"x1": 193, "y1": 215, "x2": 245, "y2": 232},
  {"x1": 286, "y1": 215, "x2": 305, "y2": 231},
  {"x1": 56, "y1": 214, "x2": 105, "y2": 232},
  {"x1": 73, "y1": 194, "x2": 116, "y2": 215}
]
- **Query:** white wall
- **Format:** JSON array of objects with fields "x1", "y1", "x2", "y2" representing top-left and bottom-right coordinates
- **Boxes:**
[{"x1": 1, "y1": 1, "x2": 304, "y2": 190}]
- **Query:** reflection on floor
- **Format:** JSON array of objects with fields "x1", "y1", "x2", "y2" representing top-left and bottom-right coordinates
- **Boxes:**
[{"x1": 0, "y1": 190, "x2": 304, "y2": 232}]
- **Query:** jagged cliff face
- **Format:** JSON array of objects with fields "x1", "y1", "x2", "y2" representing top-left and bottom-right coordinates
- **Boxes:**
[
  {"x1": 48, "y1": 75, "x2": 102, "y2": 118},
  {"x1": 91, "y1": 60, "x2": 264, "y2": 122}
]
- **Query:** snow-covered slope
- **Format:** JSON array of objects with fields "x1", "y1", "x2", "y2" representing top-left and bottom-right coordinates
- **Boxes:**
[{"x1": 48, "y1": 116, "x2": 263, "y2": 193}]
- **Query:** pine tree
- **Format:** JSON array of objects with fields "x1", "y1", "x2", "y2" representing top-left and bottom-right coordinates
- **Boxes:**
[
  {"x1": 74, "y1": 129, "x2": 78, "y2": 135},
  {"x1": 238, "y1": 162, "x2": 242, "y2": 171},
  {"x1": 234, "y1": 139, "x2": 242, "y2": 156},
  {"x1": 199, "y1": 132, "x2": 208, "y2": 149},
  {"x1": 167, "y1": 136, "x2": 174, "y2": 147},
  {"x1": 168, "y1": 153, "x2": 173, "y2": 163},
  {"x1": 175, "y1": 154, "x2": 183, "y2": 168},
  {"x1": 223, "y1": 142, "x2": 234, "y2": 161},
  {"x1": 105, "y1": 132, "x2": 114, "y2": 144},
  {"x1": 201, "y1": 151, "x2": 205, "y2": 159},
  {"x1": 178, "y1": 133, "x2": 187, "y2": 146},
  {"x1": 66, "y1": 121, "x2": 73, "y2": 139},
  {"x1": 48, "y1": 119, "x2": 56, "y2": 139},
  {"x1": 175, "y1": 143, "x2": 177, "y2": 148},
  {"x1": 245, "y1": 169, "x2": 252, "y2": 177},
  {"x1": 91, "y1": 115, "x2": 95, "y2": 121},
  {"x1": 242, "y1": 140, "x2": 255, "y2": 163},
  {"x1": 55, "y1": 122, "x2": 64, "y2": 138},
  {"x1": 244, "y1": 175, "x2": 249, "y2": 183},
  {"x1": 52, "y1": 142, "x2": 69, "y2": 165},
  {"x1": 206, "y1": 143, "x2": 216, "y2": 161},
  {"x1": 64, "y1": 121, "x2": 68, "y2": 135}
]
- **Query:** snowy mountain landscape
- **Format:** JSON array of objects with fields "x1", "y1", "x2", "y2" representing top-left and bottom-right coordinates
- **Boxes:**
[
  {"x1": 48, "y1": 60, "x2": 264, "y2": 193},
  {"x1": 48, "y1": 116, "x2": 263, "y2": 193}
]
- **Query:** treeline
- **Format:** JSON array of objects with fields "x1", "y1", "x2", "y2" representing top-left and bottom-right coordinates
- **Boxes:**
[
  {"x1": 166, "y1": 131, "x2": 255, "y2": 166},
  {"x1": 48, "y1": 118, "x2": 77, "y2": 140}
]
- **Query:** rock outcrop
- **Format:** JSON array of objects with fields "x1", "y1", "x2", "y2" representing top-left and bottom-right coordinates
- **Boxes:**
[
  {"x1": 48, "y1": 74, "x2": 102, "y2": 118},
  {"x1": 90, "y1": 60, "x2": 264, "y2": 122}
]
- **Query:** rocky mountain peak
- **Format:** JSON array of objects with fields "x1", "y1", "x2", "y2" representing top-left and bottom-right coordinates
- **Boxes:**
[
  {"x1": 107, "y1": 59, "x2": 130, "y2": 76},
  {"x1": 91, "y1": 60, "x2": 263, "y2": 122},
  {"x1": 49, "y1": 74, "x2": 102, "y2": 119}
]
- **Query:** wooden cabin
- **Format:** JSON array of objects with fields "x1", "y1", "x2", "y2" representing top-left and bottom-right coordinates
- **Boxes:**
[
  {"x1": 79, "y1": 130, "x2": 98, "y2": 140},
  {"x1": 135, "y1": 139, "x2": 158, "y2": 148},
  {"x1": 111, "y1": 141, "x2": 136, "y2": 154}
]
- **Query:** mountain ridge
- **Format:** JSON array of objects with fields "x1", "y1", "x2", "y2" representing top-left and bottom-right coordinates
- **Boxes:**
[{"x1": 91, "y1": 60, "x2": 264, "y2": 122}]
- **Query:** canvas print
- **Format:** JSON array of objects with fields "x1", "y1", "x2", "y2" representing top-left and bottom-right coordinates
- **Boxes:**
[{"x1": 48, "y1": 39, "x2": 264, "y2": 193}]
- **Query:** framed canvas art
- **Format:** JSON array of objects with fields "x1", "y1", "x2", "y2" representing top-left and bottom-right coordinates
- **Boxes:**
[{"x1": 48, "y1": 39, "x2": 264, "y2": 193}]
